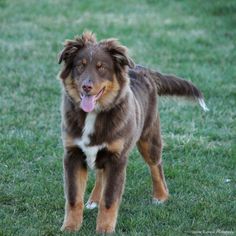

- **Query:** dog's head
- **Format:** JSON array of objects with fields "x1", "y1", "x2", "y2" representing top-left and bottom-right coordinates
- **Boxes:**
[{"x1": 58, "y1": 31, "x2": 134, "y2": 112}]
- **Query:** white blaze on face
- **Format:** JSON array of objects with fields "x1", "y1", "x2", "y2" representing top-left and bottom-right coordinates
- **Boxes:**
[
  {"x1": 88, "y1": 46, "x2": 94, "y2": 63},
  {"x1": 75, "y1": 112, "x2": 105, "y2": 169}
]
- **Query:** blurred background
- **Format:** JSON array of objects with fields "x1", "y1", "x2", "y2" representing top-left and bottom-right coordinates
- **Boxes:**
[{"x1": 0, "y1": 0, "x2": 235, "y2": 235}]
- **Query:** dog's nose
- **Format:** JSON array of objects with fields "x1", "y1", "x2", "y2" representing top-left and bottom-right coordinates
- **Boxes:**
[{"x1": 82, "y1": 84, "x2": 93, "y2": 93}]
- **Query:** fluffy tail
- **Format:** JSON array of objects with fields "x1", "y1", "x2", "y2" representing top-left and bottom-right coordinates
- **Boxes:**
[{"x1": 136, "y1": 65, "x2": 209, "y2": 111}]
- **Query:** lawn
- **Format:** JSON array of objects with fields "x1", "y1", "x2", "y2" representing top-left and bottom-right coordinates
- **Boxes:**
[{"x1": 0, "y1": 0, "x2": 235, "y2": 235}]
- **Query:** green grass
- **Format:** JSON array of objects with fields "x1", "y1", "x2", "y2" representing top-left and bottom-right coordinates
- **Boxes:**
[{"x1": 1, "y1": 0, "x2": 235, "y2": 235}]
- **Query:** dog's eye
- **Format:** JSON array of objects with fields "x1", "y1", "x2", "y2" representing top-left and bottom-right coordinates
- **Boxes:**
[
  {"x1": 97, "y1": 62, "x2": 106, "y2": 72},
  {"x1": 77, "y1": 64, "x2": 85, "y2": 73},
  {"x1": 98, "y1": 66, "x2": 105, "y2": 72},
  {"x1": 82, "y1": 59, "x2": 87, "y2": 65},
  {"x1": 77, "y1": 59, "x2": 87, "y2": 74}
]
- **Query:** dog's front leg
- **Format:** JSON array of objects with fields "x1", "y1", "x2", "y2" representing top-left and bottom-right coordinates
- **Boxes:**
[
  {"x1": 61, "y1": 147, "x2": 87, "y2": 232},
  {"x1": 96, "y1": 157, "x2": 127, "y2": 234}
]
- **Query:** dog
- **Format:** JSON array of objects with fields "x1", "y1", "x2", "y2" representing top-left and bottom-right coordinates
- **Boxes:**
[{"x1": 58, "y1": 31, "x2": 208, "y2": 233}]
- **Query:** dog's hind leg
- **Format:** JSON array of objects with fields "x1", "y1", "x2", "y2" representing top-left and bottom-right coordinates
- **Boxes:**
[
  {"x1": 86, "y1": 169, "x2": 103, "y2": 209},
  {"x1": 137, "y1": 116, "x2": 169, "y2": 204}
]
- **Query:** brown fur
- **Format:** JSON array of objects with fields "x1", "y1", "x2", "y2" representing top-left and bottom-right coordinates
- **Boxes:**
[
  {"x1": 96, "y1": 199, "x2": 120, "y2": 234},
  {"x1": 58, "y1": 32, "x2": 207, "y2": 233},
  {"x1": 61, "y1": 147, "x2": 87, "y2": 231},
  {"x1": 88, "y1": 169, "x2": 103, "y2": 204}
]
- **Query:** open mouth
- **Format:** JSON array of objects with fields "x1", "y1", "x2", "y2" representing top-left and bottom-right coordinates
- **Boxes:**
[
  {"x1": 95, "y1": 87, "x2": 105, "y2": 101},
  {"x1": 80, "y1": 87, "x2": 105, "y2": 112}
]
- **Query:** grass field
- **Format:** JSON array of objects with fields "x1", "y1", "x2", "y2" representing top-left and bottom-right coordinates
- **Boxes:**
[{"x1": 0, "y1": 0, "x2": 236, "y2": 235}]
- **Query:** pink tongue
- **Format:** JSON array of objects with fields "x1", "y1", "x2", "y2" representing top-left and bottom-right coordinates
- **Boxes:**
[{"x1": 81, "y1": 95, "x2": 96, "y2": 112}]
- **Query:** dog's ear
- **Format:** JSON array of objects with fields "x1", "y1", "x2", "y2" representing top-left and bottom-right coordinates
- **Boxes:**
[
  {"x1": 58, "y1": 38, "x2": 84, "y2": 64},
  {"x1": 99, "y1": 39, "x2": 135, "y2": 70},
  {"x1": 58, "y1": 32, "x2": 97, "y2": 64},
  {"x1": 58, "y1": 32, "x2": 97, "y2": 79},
  {"x1": 58, "y1": 39, "x2": 84, "y2": 79}
]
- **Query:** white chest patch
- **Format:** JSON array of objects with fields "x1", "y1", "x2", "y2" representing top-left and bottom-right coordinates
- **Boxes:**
[{"x1": 74, "y1": 112, "x2": 105, "y2": 169}]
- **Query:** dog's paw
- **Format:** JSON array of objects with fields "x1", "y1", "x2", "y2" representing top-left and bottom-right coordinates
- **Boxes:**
[
  {"x1": 60, "y1": 222, "x2": 81, "y2": 232},
  {"x1": 85, "y1": 201, "x2": 98, "y2": 210},
  {"x1": 96, "y1": 224, "x2": 115, "y2": 234},
  {"x1": 61, "y1": 217, "x2": 82, "y2": 232},
  {"x1": 152, "y1": 198, "x2": 166, "y2": 205}
]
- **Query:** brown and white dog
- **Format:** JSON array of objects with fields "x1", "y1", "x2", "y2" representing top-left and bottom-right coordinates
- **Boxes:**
[{"x1": 58, "y1": 31, "x2": 208, "y2": 234}]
